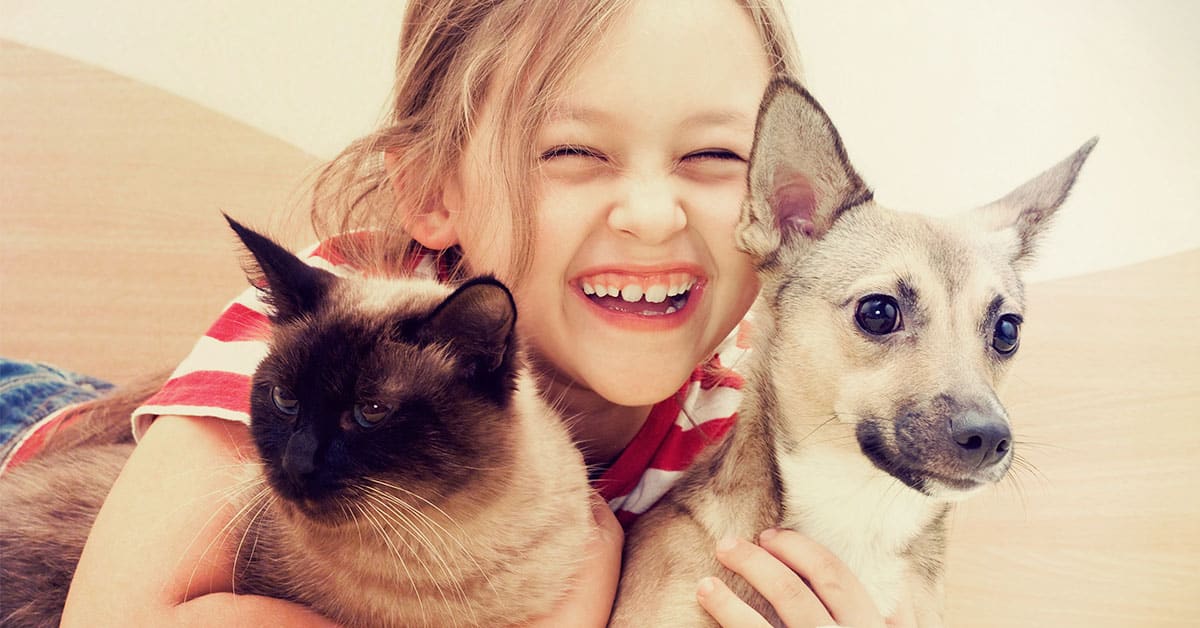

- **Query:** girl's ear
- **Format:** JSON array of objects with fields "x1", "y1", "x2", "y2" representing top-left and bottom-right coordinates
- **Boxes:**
[{"x1": 385, "y1": 151, "x2": 461, "y2": 250}]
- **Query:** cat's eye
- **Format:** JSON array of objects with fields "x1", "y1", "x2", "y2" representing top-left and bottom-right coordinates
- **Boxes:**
[
  {"x1": 271, "y1": 386, "x2": 300, "y2": 415},
  {"x1": 992, "y1": 314, "x2": 1022, "y2": 355},
  {"x1": 354, "y1": 402, "x2": 391, "y2": 428},
  {"x1": 855, "y1": 295, "x2": 902, "y2": 336}
]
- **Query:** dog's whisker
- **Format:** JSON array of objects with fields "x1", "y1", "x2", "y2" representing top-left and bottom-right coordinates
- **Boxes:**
[
  {"x1": 1010, "y1": 454, "x2": 1049, "y2": 488},
  {"x1": 1011, "y1": 438, "x2": 1064, "y2": 454}
]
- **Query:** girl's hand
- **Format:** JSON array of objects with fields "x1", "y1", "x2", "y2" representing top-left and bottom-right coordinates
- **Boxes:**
[
  {"x1": 524, "y1": 494, "x2": 624, "y2": 628},
  {"x1": 697, "y1": 529, "x2": 913, "y2": 628}
]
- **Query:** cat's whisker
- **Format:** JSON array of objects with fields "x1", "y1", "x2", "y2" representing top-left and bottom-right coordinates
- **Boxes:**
[
  {"x1": 179, "y1": 482, "x2": 273, "y2": 602},
  {"x1": 230, "y1": 491, "x2": 277, "y2": 594},
  {"x1": 154, "y1": 461, "x2": 266, "y2": 493},
  {"x1": 158, "y1": 468, "x2": 265, "y2": 523},
  {"x1": 366, "y1": 476, "x2": 448, "y2": 504},
  {"x1": 337, "y1": 495, "x2": 365, "y2": 548},
  {"x1": 355, "y1": 492, "x2": 436, "y2": 628},
  {"x1": 170, "y1": 477, "x2": 269, "y2": 599},
  {"x1": 359, "y1": 486, "x2": 476, "y2": 627},
  {"x1": 362, "y1": 478, "x2": 500, "y2": 600},
  {"x1": 351, "y1": 496, "x2": 430, "y2": 626},
  {"x1": 394, "y1": 504, "x2": 499, "y2": 619},
  {"x1": 387, "y1": 486, "x2": 505, "y2": 622}
]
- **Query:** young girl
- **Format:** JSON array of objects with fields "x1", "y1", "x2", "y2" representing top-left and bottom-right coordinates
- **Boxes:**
[{"x1": 52, "y1": 1, "x2": 904, "y2": 625}]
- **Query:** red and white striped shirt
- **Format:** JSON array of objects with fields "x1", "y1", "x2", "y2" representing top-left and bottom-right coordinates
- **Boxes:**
[{"x1": 130, "y1": 237, "x2": 752, "y2": 528}]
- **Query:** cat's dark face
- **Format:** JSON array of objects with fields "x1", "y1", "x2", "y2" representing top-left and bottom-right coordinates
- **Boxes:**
[{"x1": 227, "y1": 217, "x2": 520, "y2": 524}]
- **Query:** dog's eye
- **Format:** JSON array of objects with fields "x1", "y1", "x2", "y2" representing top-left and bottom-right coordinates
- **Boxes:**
[
  {"x1": 992, "y1": 314, "x2": 1021, "y2": 354},
  {"x1": 271, "y1": 386, "x2": 300, "y2": 416},
  {"x1": 855, "y1": 295, "x2": 902, "y2": 335}
]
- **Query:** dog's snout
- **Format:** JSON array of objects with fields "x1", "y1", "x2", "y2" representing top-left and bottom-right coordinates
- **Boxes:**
[{"x1": 949, "y1": 411, "x2": 1011, "y2": 469}]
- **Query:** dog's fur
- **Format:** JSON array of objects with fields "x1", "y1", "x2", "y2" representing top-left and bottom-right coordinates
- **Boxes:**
[{"x1": 610, "y1": 77, "x2": 1095, "y2": 626}]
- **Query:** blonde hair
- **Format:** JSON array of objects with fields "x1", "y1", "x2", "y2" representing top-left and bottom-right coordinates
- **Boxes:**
[{"x1": 309, "y1": 0, "x2": 803, "y2": 281}]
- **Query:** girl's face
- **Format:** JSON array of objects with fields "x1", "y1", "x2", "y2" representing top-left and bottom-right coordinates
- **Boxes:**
[{"x1": 451, "y1": 0, "x2": 771, "y2": 409}]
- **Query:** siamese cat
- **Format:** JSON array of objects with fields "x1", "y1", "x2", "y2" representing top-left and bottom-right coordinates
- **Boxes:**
[{"x1": 0, "y1": 218, "x2": 593, "y2": 628}]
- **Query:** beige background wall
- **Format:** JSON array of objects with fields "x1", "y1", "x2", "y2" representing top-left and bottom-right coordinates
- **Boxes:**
[{"x1": 3, "y1": 1, "x2": 1199, "y2": 283}]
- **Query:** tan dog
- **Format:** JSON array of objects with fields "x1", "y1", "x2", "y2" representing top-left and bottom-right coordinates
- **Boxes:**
[{"x1": 610, "y1": 77, "x2": 1095, "y2": 627}]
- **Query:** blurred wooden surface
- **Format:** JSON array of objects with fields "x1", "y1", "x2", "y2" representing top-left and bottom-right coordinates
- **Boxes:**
[
  {"x1": 2, "y1": 40, "x2": 1198, "y2": 626},
  {"x1": 0, "y1": 40, "x2": 318, "y2": 384},
  {"x1": 944, "y1": 250, "x2": 1200, "y2": 626}
]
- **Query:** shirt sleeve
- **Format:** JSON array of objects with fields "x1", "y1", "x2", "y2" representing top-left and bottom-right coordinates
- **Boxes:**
[{"x1": 130, "y1": 284, "x2": 272, "y2": 439}]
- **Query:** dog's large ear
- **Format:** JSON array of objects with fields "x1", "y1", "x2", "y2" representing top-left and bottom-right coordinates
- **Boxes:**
[
  {"x1": 737, "y1": 76, "x2": 873, "y2": 262},
  {"x1": 974, "y1": 137, "x2": 1097, "y2": 264},
  {"x1": 224, "y1": 214, "x2": 336, "y2": 323}
]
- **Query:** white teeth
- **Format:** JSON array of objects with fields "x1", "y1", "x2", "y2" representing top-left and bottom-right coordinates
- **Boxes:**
[
  {"x1": 644, "y1": 285, "x2": 668, "y2": 303},
  {"x1": 581, "y1": 275, "x2": 696, "y2": 302},
  {"x1": 665, "y1": 306, "x2": 677, "y2": 314}
]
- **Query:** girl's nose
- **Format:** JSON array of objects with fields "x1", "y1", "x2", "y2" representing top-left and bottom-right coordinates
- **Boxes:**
[{"x1": 607, "y1": 177, "x2": 687, "y2": 244}]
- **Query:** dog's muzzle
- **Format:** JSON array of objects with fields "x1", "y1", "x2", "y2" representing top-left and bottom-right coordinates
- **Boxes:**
[{"x1": 856, "y1": 395, "x2": 1014, "y2": 496}]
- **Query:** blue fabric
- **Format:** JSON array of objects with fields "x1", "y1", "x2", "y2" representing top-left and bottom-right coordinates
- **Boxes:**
[{"x1": 0, "y1": 358, "x2": 113, "y2": 449}]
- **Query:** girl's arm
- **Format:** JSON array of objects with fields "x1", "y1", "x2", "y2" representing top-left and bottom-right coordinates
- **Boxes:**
[{"x1": 61, "y1": 415, "x2": 337, "y2": 627}]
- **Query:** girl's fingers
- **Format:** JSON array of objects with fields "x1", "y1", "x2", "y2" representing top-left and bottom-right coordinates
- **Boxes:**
[
  {"x1": 695, "y1": 576, "x2": 774, "y2": 628},
  {"x1": 756, "y1": 528, "x2": 885, "y2": 628},
  {"x1": 712, "y1": 536, "x2": 835, "y2": 627}
]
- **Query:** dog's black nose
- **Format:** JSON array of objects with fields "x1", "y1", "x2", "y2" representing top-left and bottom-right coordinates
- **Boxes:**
[{"x1": 950, "y1": 410, "x2": 1011, "y2": 469}]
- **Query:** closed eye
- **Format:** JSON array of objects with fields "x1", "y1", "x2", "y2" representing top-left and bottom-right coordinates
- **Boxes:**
[
  {"x1": 683, "y1": 148, "x2": 745, "y2": 162},
  {"x1": 677, "y1": 148, "x2": 747, "y2": 182},
  {"x1": 539, "y1": 144, "x2": 605, "y2": 161}
]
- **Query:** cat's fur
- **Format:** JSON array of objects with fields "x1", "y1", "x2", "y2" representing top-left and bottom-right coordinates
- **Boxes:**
[{"x1": 0, "y1": 218, "x2": 593, "y2": 628}]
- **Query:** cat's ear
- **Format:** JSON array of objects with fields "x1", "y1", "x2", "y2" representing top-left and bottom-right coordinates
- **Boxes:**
[
  {"x1": 225, "y1": 214, "x2": 336, "y2": 322},
  {"x1": 422, "y1": 276, "x2": 517, "y2": 378},
  {"x1": 737, "y1": 76, "x2": 872, "y2": 263},
  {"x1": 971, "y1": 137, "x2": 1097, "y2": 265}
]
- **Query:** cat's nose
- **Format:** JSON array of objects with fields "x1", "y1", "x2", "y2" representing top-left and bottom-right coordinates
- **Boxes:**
[{"x1": 282, "y1": 428, "x2": 319, "y2": 483}]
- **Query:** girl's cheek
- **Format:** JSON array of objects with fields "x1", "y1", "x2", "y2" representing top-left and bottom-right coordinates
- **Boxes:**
[
  {"x1": 536, "y1": 184, "x2": 609, "y2": 233},
  {"x1": 685, "y1": 188, "x2": 749, "y2": 232}
]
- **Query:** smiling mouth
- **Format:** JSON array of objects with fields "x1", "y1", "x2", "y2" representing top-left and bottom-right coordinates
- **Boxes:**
[{"x1": 577, "y1": 272, "x2": 697, "y2": 316}]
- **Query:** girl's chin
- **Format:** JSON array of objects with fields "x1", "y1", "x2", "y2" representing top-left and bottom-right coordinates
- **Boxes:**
[
  {"x1": 528, "y1": 351, "x2": 688, "y2": 406},
  {"x1": 577, "y1": 360, "x2": 698, "y2": 407}
]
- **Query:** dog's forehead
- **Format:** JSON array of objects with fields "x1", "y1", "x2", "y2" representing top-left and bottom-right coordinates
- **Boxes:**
[{"x1": 790, "y1": 204, "x2": 1024, "y2": 308}]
